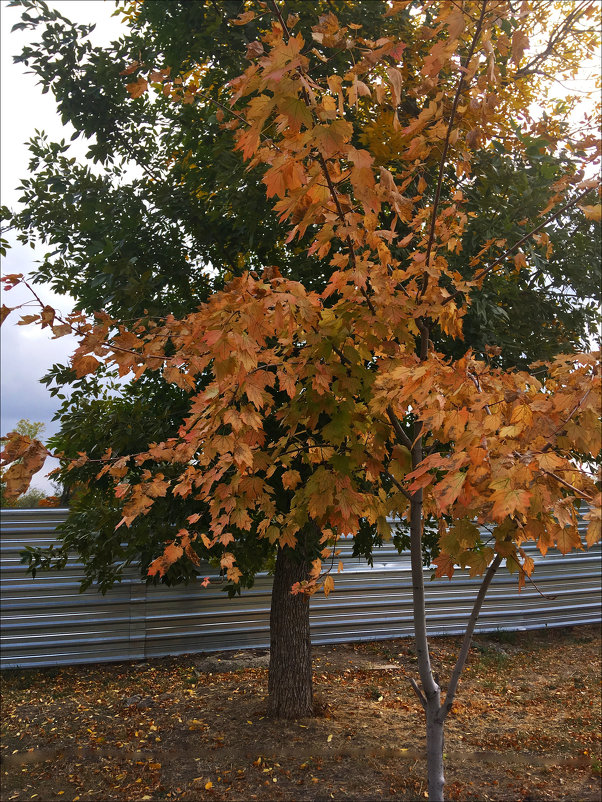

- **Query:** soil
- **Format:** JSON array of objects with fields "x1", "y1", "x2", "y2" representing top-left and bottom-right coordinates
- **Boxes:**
[{"x1": 1, "y1": 625, "x2": 600, "y2": 801}]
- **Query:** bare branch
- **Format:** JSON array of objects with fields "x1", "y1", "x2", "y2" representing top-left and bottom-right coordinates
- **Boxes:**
[
  {"x1": 438, "y1": 554, "x2": 503, "y2": 722},
  {"x1": 409, "y1": 676, "x2": 427, "y2": 709},
  {"x1": 387, "y1": 406, "x2": 413, "y2": 450}
]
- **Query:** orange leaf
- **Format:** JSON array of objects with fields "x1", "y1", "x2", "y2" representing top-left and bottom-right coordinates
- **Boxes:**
[
  {"x1": 432, "y1": 471, "x2": 466, "y2": 513},
  {"x1": 433, "y1": 552, "x2": 455, "y2": 579},
  {"x1": 282, "y1": 469, "x2": 301, "y2": 490},
  {"x1": 73, "y1": 355, "x2": 102, "y2": 378},
  {"x1": 126, "y1": 76, "x2": 148, "y2": 99}
]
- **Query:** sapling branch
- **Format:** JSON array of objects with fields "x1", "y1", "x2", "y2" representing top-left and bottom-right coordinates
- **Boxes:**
[
  {"x1": 387, "y1": 406, "x2": 413, "y2": 451},
  {"x1": 409, "y1": 676, "x2": 427, "y2": 709},
  {"x1": 418, "y1": 0, "x2": 489, "y2": 300},
  {"x1": 438, "y1": 553, "x2": 503, "y2": 722}
]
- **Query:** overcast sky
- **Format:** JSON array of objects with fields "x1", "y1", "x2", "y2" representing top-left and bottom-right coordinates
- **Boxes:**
[{"x1": 1, "y1": 1, "x2": 125, "y2": 490}]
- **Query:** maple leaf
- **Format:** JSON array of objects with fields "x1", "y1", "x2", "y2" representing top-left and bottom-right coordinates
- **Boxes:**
[
  {"x1": 323, "y1": 575, "x2": 335, "y2": 597},
  {"x1": 126, "y1": 76, "x2": 148, "y2": 98},
  {"x1": 554, "y1": 526, "x2": 582, "y2": 555},
  {"x1": 73, "y1": 355, "x2": 102, "y2": 378},
  {"x1": 277, "y1": 95, "x2": 313, "y2": 131},
  {"x1": 464, "y1": 547, "x2": 495, "y2": 577},
  {"x1": 314, "y1": 119, "x2": 353, "y2": 158},
  {"x1": 432, "y1": 471, "x2": 466, "y2": 514},
  {"x1": 581, "y1": 204, "x2": 601, "y2": 221},
  {"x1": 147, "y1": 542, "x2": 184, "y2": 577},
  {"x1": 433, "y1": 552, "x2": 455, "y2": 580},
  {"x1": 231, "y1": 10, "x2": 255, "y2": 25},
  {"x1": 584, "y1": 501, "x2": 602, "y2": 547},
  {"x1": 282, "y1": 469, "x2": 301, "y2": 490},
  {"x1": 511, "y1": 30, "x2": 529, "y2": 64},
  {"x1": 489, "y1": 479, "x2": 531, "y2": 521}
]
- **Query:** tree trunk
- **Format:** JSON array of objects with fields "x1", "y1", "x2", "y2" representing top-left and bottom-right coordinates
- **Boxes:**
[
  {"x1": 426, "y1": 698, "x2": 445, "y2": 802},
  {"x1": 267, "y1": 543, "x2": 313, "y2": 718}
]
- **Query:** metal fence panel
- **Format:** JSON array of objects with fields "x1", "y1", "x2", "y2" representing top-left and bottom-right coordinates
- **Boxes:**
[{"x1": 1, "y1": 508, "x2": 600, "y2": 669}]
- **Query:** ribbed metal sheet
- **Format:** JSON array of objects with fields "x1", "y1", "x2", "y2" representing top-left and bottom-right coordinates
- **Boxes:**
[{"x1": 1, "y1": 508, "x2": 600, "y2": 669}]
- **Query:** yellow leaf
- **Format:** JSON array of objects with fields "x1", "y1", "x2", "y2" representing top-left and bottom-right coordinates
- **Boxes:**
[
  {"x1": 581, "y1": 204, "x2": 601, "y2": 221},
  {"x1": 327, "y1": 734, "x2": 333, "y2": 742},
  {"x1": 205, "y1": 780, "x2": 213, "y2": 790},
  {"x1": 323, "y1": 575, "x2": 335, "y2": 597},
  {"x1": 282, "y1": 469, "x2": 301, "y2": 490}
]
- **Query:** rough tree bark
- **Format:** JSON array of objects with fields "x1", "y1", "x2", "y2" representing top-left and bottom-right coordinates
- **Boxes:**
[{"x1": 267, "y1": 540, "x2": 314, "y2": 718}]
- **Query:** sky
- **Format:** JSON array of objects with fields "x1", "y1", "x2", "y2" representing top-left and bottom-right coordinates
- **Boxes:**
[{"x1": 1, "y1": 0, "x2": 125, "y2": 491}]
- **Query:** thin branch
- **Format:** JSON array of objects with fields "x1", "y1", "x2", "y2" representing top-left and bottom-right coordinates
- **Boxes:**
[
  {"x1": 541, "y1": 470, "x2": 594, "y2": 501},
  {"x1": 385, "y1": 470, "x2": 412, "y2": 501},
  {"x1": 418, "y1": 0, "x2": 489, "y2": 300},
  {"x1": 443, "y1": 188, "x2": 592, "y2": 306},
  {"x1": 525, "y1": 571, "x2": 558, "y2": 601},
  {"x1": 387, "y1": 406, "x2": 414, "y2": 450},
  {"x1": 409, "y1": 676, "x2": 427, "y2": 709},
  {"x1": 438, "y1": 553, "x2": 503, "y2": 722}
]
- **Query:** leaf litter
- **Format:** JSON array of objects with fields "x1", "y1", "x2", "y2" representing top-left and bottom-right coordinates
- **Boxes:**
[{"x1": 1, "y1": 625, "x2": 600, "y2": 801}]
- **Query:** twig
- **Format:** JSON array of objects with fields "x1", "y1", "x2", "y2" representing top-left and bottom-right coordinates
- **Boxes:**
[
  {"x1": 443, "y1": 188, "x2": 593, "y2": 306},
  {"x1": 409, "y1": 676, "x2": 427, "y2": 709}
]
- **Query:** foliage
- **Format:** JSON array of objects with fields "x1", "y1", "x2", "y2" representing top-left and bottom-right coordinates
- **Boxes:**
[
  {"x1": 2, "y1": 0, "x2": 600, "y2": 597},
  {"x1": 0, "y1": 419, "x2": 50, "y2": 508}
]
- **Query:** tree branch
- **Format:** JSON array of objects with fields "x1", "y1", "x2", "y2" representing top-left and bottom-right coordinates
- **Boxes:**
[
  {"x1": 438, "y1": 553, "x2": 503, "y2": 722},
  {"x1": 409, "y1": 676, "x2": 427, "y2": 709},
  {"x1": 442, "y1": 187, "x2": 592, "y2": 306},
  {"x1": 385, "y1": 470, "x2": 412, "y2": 501},
  {"x1": 387, "y1": 406, "x2": 413, "y2": 450},
  {"x1": 418, "y1": 0, "x2": 489, "y2": 300}
]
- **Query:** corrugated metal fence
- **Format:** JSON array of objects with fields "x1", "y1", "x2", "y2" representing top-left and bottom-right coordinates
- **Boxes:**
[{"x1": 1, "y1": 508, "x2": 600, "y2": 669}]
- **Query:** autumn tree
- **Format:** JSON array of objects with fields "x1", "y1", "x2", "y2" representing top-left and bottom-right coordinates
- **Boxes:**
[
  {"x1": 4, "y1": 0, "x2": 601, "y2": 714},
  {"x1": 2, "y1": 2, "x2": 601, "y2": 777}
]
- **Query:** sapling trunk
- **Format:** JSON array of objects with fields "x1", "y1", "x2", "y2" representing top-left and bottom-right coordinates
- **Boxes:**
[{"x1": 408, "y1": 468, "x2": 503, "y2": 800}]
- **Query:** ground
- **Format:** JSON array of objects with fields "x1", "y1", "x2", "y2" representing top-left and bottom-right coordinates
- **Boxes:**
[{"x1": 1, "y1": 625, "x2": 600, "y2": 801}]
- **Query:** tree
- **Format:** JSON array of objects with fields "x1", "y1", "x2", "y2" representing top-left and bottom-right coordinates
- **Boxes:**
[
  {"x1": 2, "y1": 4, "x2": 596, "y2": 732},
  {"x1": 0, "y1": 419, "x2": 51, "y2": 507}
]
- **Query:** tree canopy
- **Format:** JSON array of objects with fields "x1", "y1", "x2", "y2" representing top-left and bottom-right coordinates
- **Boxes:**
[{"x1": 2, "y1": 0, "x2": 599, "y2": 594}]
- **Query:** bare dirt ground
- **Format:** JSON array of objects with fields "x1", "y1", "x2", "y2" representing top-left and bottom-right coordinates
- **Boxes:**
[{"x1": 1, "y1": 625, "x2": 600, "y2": 801}]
